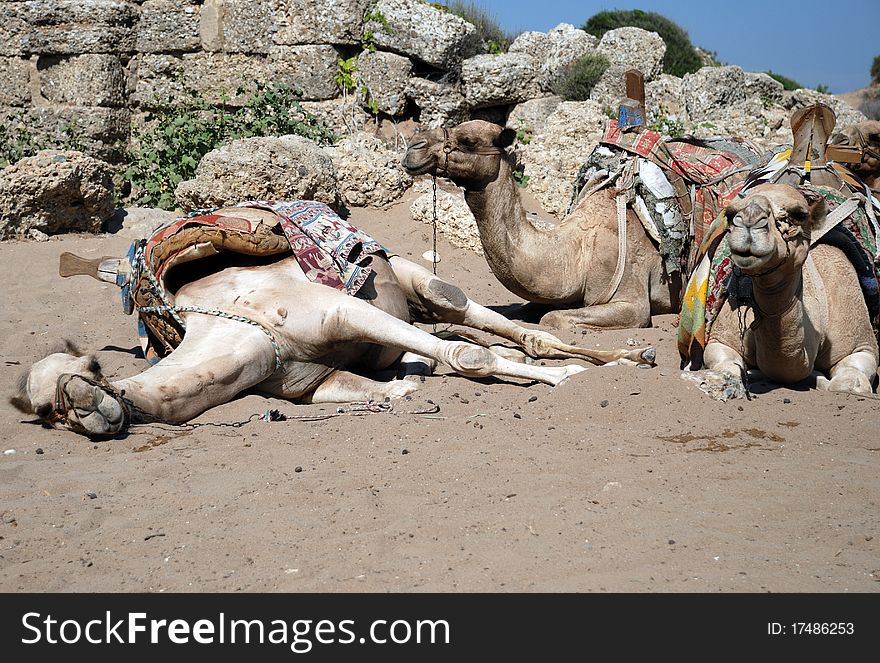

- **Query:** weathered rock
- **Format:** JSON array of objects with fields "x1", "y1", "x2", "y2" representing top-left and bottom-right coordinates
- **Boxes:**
[
  {"x1": 356, "y1": 50, "x2": 412, "y2": 116},
  {"x1": 301, "y1": 98, "x2": 374, "y2": 137},
  {"x1": 136, "y1": 0, "x2": 201, "y2": 54},
  {"x1": 175, "y1": 134, "x2": 340, "y2": 210},
  {"x1": 108, "y1": 207, "x2": 180, "y2": 240},
  {"x1": 461, "y1": 53, "x2": 541, "y2": 108},
  {"x1": 272, "y1": 0, "x2": 370, "y2": 47},
  {"x1": 590, "y1": 27, "x2": 666, "y2": 109},
  {"x1": 0, "y1": 0, "x2": 140, "y2": 56},
  {"x1": 369, "y1": 0, "x2": 481, "y2": 70},
  {"x1": 0, "y1": 57, "x2": 31, "y2": 106},
  {"x1": 326, "y1": 132, "x2": 412, "y2": 207},
  {"x1": 132, "y1": 47, "x2": 340, "y2": 108},
  {"x1": 510, "y1": 23, "x2": 599, "y2": 93},
  {"x1": 0, "y1": 106, "x2": 130, "y2": 162},
  {"x1": 200, "y1": 0, "x2": 274, "y2": 54},
  {"x1": 38, "y1": 54, "x2": 128, "y2": 107},
  {"x1": 410, "y1": 181, "x2": 482, "y2": 255},
  {"x1": 520, "y1": 100, "x2": 608, "y2": 218},
  {"x1": 507, "y1": 96, "x2": 563, "y2": 136},
  {"x1": 682, "y1": 66, "x2": 748, "y2": 121},
  {"x1": 645, "y1": 74, "x2": 688, "y2": 127},
  {"x1": 744, "y1": 71, "x2": 784, "y2": 106},
  {"x1": 0, "y1": 150, "x2": 116, "y2": 239},
  {"x1": 267, "y1": 46, "x2": 342, "y2": 101},
  {"x1": 406, "y1": 77, "x2": 469, "y2": 129}
]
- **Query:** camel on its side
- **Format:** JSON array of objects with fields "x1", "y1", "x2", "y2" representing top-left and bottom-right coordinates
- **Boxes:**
[
  {"x1": 403, "y1": 120, "x2": 678, "y2": 331},
  {"x1": 11, "y1": 205, "x2": 653, "y2": 438},
  {"x1": 701, "y1": 183, "x2": 878, "y2": 394}
]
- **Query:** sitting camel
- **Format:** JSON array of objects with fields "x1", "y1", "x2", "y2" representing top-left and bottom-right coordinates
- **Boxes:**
[
  {"x1": 696, "y1": 183, "x2": 878, "y2": 394},
  {"x1": 11, "y1": 203, "x2": 653, "y2": 438},
  {"x1": 402, "y1": 120, "x2": 757, "y2": 330},
  {"x1": 830, "y1": 119, "x2": 880, "y2": 192}
]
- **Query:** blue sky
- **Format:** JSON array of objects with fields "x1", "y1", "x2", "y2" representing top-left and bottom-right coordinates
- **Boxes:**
[{"x1": 468, "y1": 0, "x2": 879, "y2": 93}]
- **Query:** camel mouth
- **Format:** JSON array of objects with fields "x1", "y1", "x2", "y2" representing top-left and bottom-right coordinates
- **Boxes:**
[{"x1": 401, "y1": 154, "x2": 434, "y2": 176}]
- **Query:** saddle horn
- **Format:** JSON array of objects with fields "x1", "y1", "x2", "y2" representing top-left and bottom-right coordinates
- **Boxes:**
[{"x1": 59, "y1": 252, "x2": 123, "y2": 283}]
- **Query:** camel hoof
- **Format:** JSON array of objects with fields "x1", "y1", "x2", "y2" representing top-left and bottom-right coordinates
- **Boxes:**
[{"x1": 383, "y1": 380, "x2": 420, "y2": 400}]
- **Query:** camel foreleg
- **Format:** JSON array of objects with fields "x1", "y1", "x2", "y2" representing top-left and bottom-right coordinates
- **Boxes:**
[
  {"x1": 314, "y1": 289, "x2": 586, "y2": 387},
  {"x1": 823, "y1": 350, "x2": 878, "y2": 394},
  {"x1": 388, "y1": 256, "x2": 652, "y2": 366}
]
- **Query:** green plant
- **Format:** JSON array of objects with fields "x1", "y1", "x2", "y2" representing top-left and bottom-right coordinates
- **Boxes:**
[
  {"x1": 648, "y1": 113, "x2": 685, "y2": 139},
  {"x1": 336, "y1": 56, "x2": 379, "y2": 116},
  {"x1": 582, "y1": 10, "x2": 702, "y2": 77},
  {"x1": 123, "y1": 83, "x2": 335, "y2": 210},
  {"x1": 444, "y1": 1, "x2": 516, "y2": 53},
  {"x1": 512, "y1": 166, "x2": 529, "y2": 188},
  {"x1": 766, "y1": 70, "x2": 803, "y2": 91},
  {"x1": 815, "y1": 84, "x2": 830, "y2": 94},
  {"x1": 515, "y1": 125, "x2": 532, "y2": 145},
  {"x1": 0, "y1": 121, "x2": 46, "y2": 167},
  {"x1": 550, "y1": 53, "x2": 609, "y2": 101},
  {"x1": 362, "y1": 6, "x2": 389, "y2": 51},
  {"x1": 871, "y1": 55, "x2": 880, "y2": 84}
]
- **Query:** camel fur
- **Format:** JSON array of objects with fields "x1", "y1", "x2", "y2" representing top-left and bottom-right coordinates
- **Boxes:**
[
  {"x1": 700, "y1": 184, "x2": 878, "y2": 394},
  {"x1": 11, "y1": 205, "x2": 654, "y2": 438},
  {"x1": 403, "y1": 120, "x2": 679, "y2": 331}
]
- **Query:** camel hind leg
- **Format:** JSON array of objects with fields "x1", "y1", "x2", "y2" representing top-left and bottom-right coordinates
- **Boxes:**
[{"x1": 388, "y1": 256, "x2": 654, "y2": 366}]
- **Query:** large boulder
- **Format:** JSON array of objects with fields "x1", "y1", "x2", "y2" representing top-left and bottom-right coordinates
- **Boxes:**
[
  {"x1": 410, "y1": 181, "x2": 482, "y2": 255},
  {"x1": 406, "y1": 77, "x2": 469, "y2": 128},
  {"x1": 590, "y1": 27, "x2": 666, "y2": 109},
  {"x1": 508, "y1": 23, "x2": 598, "y2": 93},
  {"x1": 136, "y1": 0, "x2": 202, "y2": 54},
  {"x1": 272, "y1": 0, "x2": 371, "y2": 47},
  {"x1": 461, "y1": 53, "x2": 541, "y2": 108},
  {"x1": 326, "y1": 132, "x2": 412, "y2": 208},
  {"x1": 175, "y1": 135, "x2": 340, "y2": 210},
  {"x1": 0, "y1": 150, "x2": 115, "y2": 239},
  {"x1": 356, "y1": 50, "x2": 413, "y2": 116},
  {"x1": 368, "y1": 0, "x2": 481, "y2": 70},
  {"x1": 784, "y1": 88, "x2": 867, "y2": 131},
  {"x1": 507, "y1": 96, "x2": 563, "y2": 136},
  {"x1": 520, "y1": 101, "x2": 608, "y2": 218}
]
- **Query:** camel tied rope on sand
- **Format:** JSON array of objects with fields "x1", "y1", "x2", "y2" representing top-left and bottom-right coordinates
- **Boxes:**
[{"x1": 15, "y1": 197, "x2": 654, "y2": 438}]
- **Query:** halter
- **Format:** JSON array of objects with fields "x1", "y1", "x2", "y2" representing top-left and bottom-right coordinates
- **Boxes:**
[
  {"x1": 48, "y1": 373, "x2": 130, "y2": 437},
  {"x1": 436, "y1": 127, "x2": 507, "y2": 176}
]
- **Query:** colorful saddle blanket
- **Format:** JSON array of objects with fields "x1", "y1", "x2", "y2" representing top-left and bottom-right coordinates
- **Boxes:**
[
  {"x1": 571, "y1": 120, "x2": 762, "y2": 276},
  {"x1": 124, "y1": 200, "x2": 390, "y2": 364}
]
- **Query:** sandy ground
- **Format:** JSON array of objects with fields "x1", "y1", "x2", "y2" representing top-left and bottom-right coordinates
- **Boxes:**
[{"x1": 0, "y1": 186, "x2": 878, "y2": 593}]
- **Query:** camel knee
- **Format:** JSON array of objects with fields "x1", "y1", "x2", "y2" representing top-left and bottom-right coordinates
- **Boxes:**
[{"x1": 443, "y1": 341, "x2": 496, "y2": 376}]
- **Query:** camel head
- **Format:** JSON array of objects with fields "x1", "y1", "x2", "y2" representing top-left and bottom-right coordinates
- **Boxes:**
[
  {"x1": 402, "y1": 120, "x2": 516, "y2": 189},
  {"x1": 830, "y1": 120, "x2": 880, "y2": 187},
  {"x1": 10, "y1": 343, "x2": 127, "y2": 437},
  {"x1": 725, "y1": 183, "x2": 826, "y2": 277}
]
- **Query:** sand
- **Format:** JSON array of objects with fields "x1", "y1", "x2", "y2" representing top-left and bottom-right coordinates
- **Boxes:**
[{"x1": 0, "y1": 186, "x2": 877, "y2": 593}]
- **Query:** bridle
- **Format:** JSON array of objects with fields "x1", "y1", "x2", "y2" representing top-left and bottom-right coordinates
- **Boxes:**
[
  {"x1": 435, "y1": 127, "x2": 507, "y2": 176},
  {"x1": 47, "y1": 373, "x2": 130, "y2": 437}
]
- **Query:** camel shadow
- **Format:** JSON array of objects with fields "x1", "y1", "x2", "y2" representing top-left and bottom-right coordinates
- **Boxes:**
[{"x1": 490, "y1": 302, "x2": 554, "y2": 324}]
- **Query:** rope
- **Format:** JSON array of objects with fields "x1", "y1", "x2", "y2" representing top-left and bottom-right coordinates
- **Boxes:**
[{"x1": 133, "y1": 243, "x2": 284, "y2": 370}]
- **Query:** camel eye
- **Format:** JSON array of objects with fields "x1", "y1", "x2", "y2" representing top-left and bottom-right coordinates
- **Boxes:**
[{"x1": 459, "y1": 138, "x2": 477, "y2": 150}]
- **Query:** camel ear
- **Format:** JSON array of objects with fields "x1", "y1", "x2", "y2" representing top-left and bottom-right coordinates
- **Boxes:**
[
  {"x1": 9, "y1": 395, "x2": 33, "y2": 414},
  {"x1": 806, "y1": 196, "x2": 827, "y2": 230},
  {"x1": 497, "y1": 128, "x2": 516, "y2": 148}
]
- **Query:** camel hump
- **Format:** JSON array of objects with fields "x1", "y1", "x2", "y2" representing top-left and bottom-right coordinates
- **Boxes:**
[{"x1": 59, "y1": 252, "x2": 122, "y2": 283}]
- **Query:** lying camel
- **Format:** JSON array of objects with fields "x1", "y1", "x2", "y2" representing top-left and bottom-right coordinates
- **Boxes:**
[
  {"x1": 698, "y1": 183, "x2": 878, "y2": 394},
  {"x1": 11, "y1": 203, "x2": 652, "y2": 438},
  {"x1": 402, "y1": 120, "x2": 753, "y2": 330}
]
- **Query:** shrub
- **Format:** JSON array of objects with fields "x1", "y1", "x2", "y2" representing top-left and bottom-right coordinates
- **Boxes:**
[
  {"x1": 872, "y1": 55, "x2": 880, "y2": 84},
  {"x1": 550, "y1": 53, "x2": 610, "y2": 101},
  {"x1": 766, "y1": 70, "x2": 803, "y2": 91},
  {"x1": 443, "y1": 1, "x2": 516, "y2": 53},
  {"x1": 123, "y1": 83, "x2": 335, "y2": 210},
  {"x1": 582, "y1": 10, "x2": 702, "y2": 77}
]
